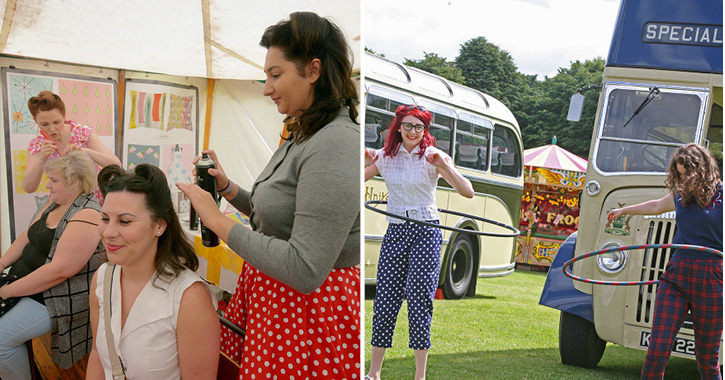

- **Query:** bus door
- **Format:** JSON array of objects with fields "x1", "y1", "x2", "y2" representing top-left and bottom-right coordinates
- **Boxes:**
[{"x1": 706, "y1": 87, "x2": 723, "y2": 174}]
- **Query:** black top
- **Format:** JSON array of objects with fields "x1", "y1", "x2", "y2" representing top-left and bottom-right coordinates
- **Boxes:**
[{"x1": 9, "y1": 207, "x2": 56, "y2": 304}]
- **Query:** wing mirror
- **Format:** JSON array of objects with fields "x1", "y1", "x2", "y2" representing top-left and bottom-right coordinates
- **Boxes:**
[
  {"x1": 567, "y1": 85, "x2": 601, "y2": 122},
  {"x1": 567, "y1": 93, "x2": 585, "y2": 122}
]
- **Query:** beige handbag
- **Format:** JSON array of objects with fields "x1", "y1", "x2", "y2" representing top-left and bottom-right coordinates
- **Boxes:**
[{"x1": 103, "y1": 264, "x2": 127, "y2": 380}]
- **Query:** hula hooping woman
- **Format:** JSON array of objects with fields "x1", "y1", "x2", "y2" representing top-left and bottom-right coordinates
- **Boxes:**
[
  {"x1": 365, "y1": 104, "x2": 474, "y2": 380},
  {"x1": 607, "y1": 143, "x2": 722, "y2": 380}
]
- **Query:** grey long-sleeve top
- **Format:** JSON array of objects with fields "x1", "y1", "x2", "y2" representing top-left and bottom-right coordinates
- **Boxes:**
[{"x1": 226, "y1": 110, "x2": 360, "y2": 294}]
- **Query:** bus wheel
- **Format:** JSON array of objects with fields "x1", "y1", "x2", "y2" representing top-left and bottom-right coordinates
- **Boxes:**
[
  {"x1": 559, "y1": 311, "x2": 606, "y2": 368},
  {"x1": 442, "y1": 233, "x2": 474, "y2": 300}
]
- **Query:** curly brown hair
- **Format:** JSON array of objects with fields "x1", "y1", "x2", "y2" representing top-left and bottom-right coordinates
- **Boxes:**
[{"x1": 665, "y1": 144, "x2": 722, "y2": 208}]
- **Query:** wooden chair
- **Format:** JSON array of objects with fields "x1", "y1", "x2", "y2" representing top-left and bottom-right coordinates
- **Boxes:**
[
  {"x1": 26, "y1": 340, "x2": 41, "y2": 380},
  {"x1": 217, "y1": 351, "x2": 240, "y2": 379},
  {"x1": 27, "y1": 334, "x2": 88, "y2": 380}
]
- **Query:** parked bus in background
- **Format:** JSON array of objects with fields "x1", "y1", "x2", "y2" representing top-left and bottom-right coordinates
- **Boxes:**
[
  {"x1": 540, "y1": 0, "x2": 722, "y2": 368},
  {"x1": 363, "y1": 52, "x2": 523, "y2": 299}
]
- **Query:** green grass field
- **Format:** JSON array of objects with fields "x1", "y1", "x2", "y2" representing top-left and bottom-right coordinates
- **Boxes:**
[{"x1": 363, "y1": 269, "x2": 701, "y2": 380}]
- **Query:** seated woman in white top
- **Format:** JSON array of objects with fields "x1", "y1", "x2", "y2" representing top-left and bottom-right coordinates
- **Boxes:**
[{"x1": 85, "y1": 164, "x2": 219, "y2": 380}]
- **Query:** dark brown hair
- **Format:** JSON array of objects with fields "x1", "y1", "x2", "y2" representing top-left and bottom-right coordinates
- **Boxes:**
[
  {"x1": 665, "y1": 143, "x2": 722, "y2": 208},
  {"x1": 260, "y1": 11, "x2": 358, "y2": 143},
  {"x1": 98, "y1": 164, "x2": 198, "y2": 282},
  {"x1": 27, "y1": 91, "x2": 65, "y2": 118}
]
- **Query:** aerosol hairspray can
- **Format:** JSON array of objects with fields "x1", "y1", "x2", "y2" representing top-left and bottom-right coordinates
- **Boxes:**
[
  {"x1": 196, "y1": 153, "x2": 219, "y2": 247},
  {"x1": 189, "y1": 205, "x2": 198, "y2": 230}
]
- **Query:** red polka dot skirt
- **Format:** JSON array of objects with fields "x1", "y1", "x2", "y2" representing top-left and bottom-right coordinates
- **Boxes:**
[{"x1": 221, "y1": 262, "x2": 361, "y2": 379}]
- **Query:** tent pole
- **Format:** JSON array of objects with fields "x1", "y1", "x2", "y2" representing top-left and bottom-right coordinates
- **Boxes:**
[
  {"x1": 201, "y1": 0, "x2": 214, "y2": 151},
  {"x1": 0, "y1": 0, "x2": 17, "y2": 53},
  {"x1": 202, "y1": 78, "x2": 215, "y2": 150},
  {"x1": 117, "y1": 69, "x2": 125, "y2": 157}
]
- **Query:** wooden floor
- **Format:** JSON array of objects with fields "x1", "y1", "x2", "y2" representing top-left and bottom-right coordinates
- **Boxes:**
[{"x1": 30, "y1": 333, "x2": 88, "y2": 380}]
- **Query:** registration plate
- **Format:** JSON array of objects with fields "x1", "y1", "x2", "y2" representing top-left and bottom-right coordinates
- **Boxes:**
[{"x1": 639, "y1": 331, "x2": 696, "y2": 356}]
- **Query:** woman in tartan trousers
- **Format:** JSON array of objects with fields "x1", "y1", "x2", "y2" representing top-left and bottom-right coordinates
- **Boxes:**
[{"x1": 608, "y1": 144, "x2": 722, "y2": 380}]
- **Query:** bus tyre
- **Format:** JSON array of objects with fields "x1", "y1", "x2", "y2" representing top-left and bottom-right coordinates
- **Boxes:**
[
  {"x1": 559, "y1": 311, "x2": 606, "y2": 368},
  {"x1": 442, "y1": 234, "x2": 474, "y2": 300}
]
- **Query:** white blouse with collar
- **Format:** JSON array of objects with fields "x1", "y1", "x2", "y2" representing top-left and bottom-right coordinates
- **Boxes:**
[
  {"x1": 374, "y1": 145, "x2": 443, "y2": 224},
  {"x1": 94, "y1": 263, "x2": 216, "y2": 380}
]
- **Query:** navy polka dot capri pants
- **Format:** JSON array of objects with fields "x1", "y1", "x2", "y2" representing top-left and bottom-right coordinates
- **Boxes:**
[{"x1": 371, "y1": 220, "x2": 442, "y2": 350}]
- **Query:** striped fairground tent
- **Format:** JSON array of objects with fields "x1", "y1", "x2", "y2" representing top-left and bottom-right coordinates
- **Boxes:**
[{"x1": 523, "y1": 142, "x2": 587, "y2": 172}]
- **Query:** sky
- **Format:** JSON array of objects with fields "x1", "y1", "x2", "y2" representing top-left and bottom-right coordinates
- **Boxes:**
[{"x1": 363, "y1": 0, "x2": 621, "y2": 80}]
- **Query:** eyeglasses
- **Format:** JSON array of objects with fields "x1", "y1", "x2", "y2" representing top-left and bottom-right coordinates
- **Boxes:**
[
  {"x1": 401, "y1": 122, "x2": 426, "y2": 133},
  {"x1": 402, "y1": 104, "x2": 426, "y2": 112}
]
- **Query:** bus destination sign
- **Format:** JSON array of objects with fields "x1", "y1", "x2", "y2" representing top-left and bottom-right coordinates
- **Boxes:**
[{"x1": 642, "y1": 22, "x2": 723, "y2": 47}]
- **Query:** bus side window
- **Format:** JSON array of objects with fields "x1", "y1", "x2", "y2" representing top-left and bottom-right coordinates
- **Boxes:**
[
  {"x1": 429, "y1": 111, "x2": 453, "y2": 156},
  {"x1": 381, "y1": 128, "x2": 391, "y2": 147},
  {"x1": 490, "y1": 149, "x2": 499, "y2": 167},
  {"x1": 492, "y1": 125, "x2": 522, "y2": 177},
  {"x1": 365, "y1": 123, "x2": 383, "y2": 148},
  {"x1": 431, "y1": 125, "x2": 452, "y2": 155},
  {"x1": 365, "y1": 109, "x2": 394, "y2": 149},
  {"x1": 365, "y1": 91, "x2": 413, "y2": 149},
  {"x1": 417, "y1": 102, "x2": 456, "y2": 156},
  {"x1": 455, "y1": 119, "x2": 489, "y2": 171}
]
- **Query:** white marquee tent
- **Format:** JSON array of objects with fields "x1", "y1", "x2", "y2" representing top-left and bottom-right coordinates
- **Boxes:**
[
  {"x1": 0, "y1": 0, "x2": 361, "y2": 79},
  {"x1": 0, "y1": 0, "x2": 361, "y2": 252}
]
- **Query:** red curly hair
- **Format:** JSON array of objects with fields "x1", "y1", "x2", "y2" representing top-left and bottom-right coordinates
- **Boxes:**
[
  {"x1": 382, "y1": 105, "x2": 436, "y2": 159},
  {"x1": 665, "y1": 143, "x2": 722, "y2": 208}
]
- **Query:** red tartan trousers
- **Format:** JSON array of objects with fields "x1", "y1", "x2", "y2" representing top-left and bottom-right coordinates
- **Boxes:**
[{"x1": 641, "y1": 257, "x2": 723, "y2": 380}]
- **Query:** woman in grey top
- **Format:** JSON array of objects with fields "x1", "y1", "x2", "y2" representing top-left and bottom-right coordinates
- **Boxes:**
[{"x1": 178, "y1": 11, "x2": 360, "y2": 379}]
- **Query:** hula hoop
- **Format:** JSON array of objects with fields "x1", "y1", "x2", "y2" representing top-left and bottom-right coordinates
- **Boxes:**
[
  {"x1": 364, "y1": 200, "x2": 520, "y2": 238},
  {"x1": 563, "y1": 243, "x2": 723, "y2": 286}
]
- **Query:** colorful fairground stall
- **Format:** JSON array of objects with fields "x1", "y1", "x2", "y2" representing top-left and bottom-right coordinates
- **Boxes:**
[{"x1": 516, "y1": 138, "x2": 587, "y2": 267}]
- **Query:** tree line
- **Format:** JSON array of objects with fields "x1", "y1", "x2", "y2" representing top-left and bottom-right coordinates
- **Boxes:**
[{"x1": 366, "y1": 37, "x2": 603, "y2": 159}]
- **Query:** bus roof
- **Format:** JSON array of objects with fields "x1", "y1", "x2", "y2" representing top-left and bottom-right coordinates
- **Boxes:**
[
  {"x1": 607, "y1": 0, "x2": 723, "y2": 74},
  {"x1": 364, "y1": 52, "x2": 519, "y2": 127}
]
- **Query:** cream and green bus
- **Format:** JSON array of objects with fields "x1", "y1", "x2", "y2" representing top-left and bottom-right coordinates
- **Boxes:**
[{"x1": 364, "y1": 52, "x2": 523, "y2": 299}]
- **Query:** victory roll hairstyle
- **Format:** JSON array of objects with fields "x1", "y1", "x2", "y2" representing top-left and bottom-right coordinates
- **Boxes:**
[
  {"x1": 28, "y1": 91, "x2": 66, "y2": 118},
  {"x1": 98, "y1": 164, "x2": 199, "y2": 281},
  {"x1": 383, "y1": 104, "x2": 435, "y2": 159}
]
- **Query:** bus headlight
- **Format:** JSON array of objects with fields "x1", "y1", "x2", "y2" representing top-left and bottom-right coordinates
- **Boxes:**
[
  {"x1": 585, "y1": 180, "x2": 601, "y2": 196},
  {"x1": 597, "y1": 242, "x2": 628, "y2": 274}
]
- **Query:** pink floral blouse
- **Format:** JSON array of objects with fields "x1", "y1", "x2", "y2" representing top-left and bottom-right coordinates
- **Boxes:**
[{"x1": 28, "y1": 120, "x2": 102, "y2": 200}]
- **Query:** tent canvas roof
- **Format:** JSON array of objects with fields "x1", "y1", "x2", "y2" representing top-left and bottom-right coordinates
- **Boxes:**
[
  {"x1": 0, "y1": 0, "x2": 360, "y2": 80},
  {"x1": 523, "y1": 144, "x2": 588, "y2": 172}
]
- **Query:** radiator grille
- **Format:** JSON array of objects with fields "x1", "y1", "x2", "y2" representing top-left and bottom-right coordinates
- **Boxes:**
[{"x1": 635, "y1": 220, "x2": 676, "y2": 324}]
